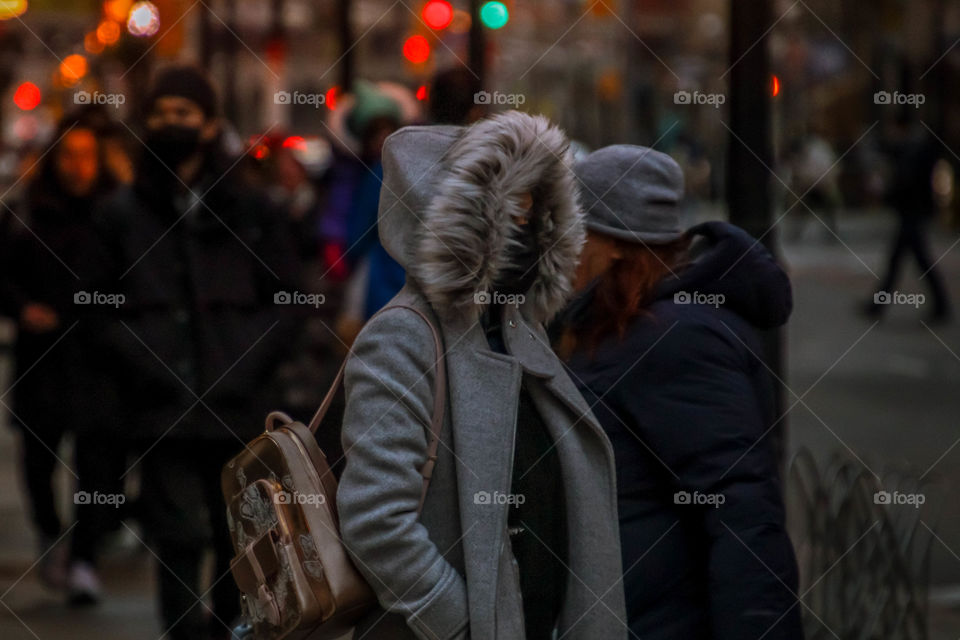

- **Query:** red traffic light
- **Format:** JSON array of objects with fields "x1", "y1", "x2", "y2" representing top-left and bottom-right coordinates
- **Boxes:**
[
  {"x1": 423, "y1": 1, "x2": 453, "y2": 29},
  {"x1": 403, "y1": 35, "x2": 431, "y2": 64},
  {"x1": 13, "y1": 82, "x2": 41, "y2": 110}
]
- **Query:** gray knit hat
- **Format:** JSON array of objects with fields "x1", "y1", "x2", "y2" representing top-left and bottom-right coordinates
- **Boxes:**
[{"x1": 574, "y1": 144, "x2": 685, "y2": 244}]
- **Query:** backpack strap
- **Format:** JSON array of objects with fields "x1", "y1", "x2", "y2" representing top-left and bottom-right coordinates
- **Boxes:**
[{"x1": 307, "y1": 304, "x2": 447, "y2": 515}]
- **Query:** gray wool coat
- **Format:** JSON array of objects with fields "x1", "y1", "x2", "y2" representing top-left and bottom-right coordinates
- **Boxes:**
[{"x1": 335, "y1": 112, "x2": 627, "y2": 640}]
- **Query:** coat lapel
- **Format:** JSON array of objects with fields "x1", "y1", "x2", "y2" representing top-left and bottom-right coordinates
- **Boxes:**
[{"x1": 442, "y1": 312, "x2": 522, "y2": 639}]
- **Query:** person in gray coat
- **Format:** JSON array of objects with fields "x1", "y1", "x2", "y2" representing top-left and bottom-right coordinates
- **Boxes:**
[{"x1": 335, "y1": 111, "x2": 627, "y2": 640}]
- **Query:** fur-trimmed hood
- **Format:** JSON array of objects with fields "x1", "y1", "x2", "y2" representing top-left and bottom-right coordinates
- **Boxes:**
[{"x1": 377, "y1": 111, "x2": 584, "y2": 323}]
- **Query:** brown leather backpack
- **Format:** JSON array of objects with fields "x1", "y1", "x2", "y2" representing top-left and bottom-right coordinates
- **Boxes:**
[{"x1": 222, "y1": 305, "x2": 446, "y2": 639}]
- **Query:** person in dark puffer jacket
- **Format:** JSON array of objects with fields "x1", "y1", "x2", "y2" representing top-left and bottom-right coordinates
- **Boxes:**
[{"x1": 554, "y1": 144, "x2": 804, "y2": 640}]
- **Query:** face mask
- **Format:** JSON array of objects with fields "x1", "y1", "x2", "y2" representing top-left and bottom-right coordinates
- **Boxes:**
[
  {"x1": 493, "y1": 222, "x2": 541, "y2": 296},
  {"x1": 144, "y1": 124, "x2": 202, "y2": 168}
]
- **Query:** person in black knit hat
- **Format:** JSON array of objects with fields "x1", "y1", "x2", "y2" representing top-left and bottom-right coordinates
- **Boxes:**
[{"x1": 83, "y1": 64, "x2": 300, "y2": 640}]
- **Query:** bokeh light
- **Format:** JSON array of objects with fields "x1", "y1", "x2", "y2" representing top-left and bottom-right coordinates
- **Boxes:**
[
  {"x1": 403, "y1": 35, "x2": 431, "y2": 64},
  {"x1": 324, "y1": 86, "x2": 339, "y2": 110},
  {"x1": 127, "y1": 1, "x2": 160, "y2": 37},
  {"x1": 423, "y1": 1, "x2": 453, "y2": 30},
  {"x1": 84, "y1": 31, "x2": 105, "y2": 54},
  {"x1": 104, "y1": 0, "x2": 132, "y2": 23},
  {"x1": 59, "y1": 54, "x2": 88, "y2": 86},
  {"x1": 0, "y1": 0, "x2": 27, "y2": 21},
  {"x1": 480, "y1": 1, "x2": 509, "y2": 29},
  {"x1": 282, "y1": 136, "x2": 307, "y2": 151},
  {"x1": 13, "y1": 81, "x2": 40, "y2": 110},
  {"x1": 97, "y1": 19, "x2": 122, "y2": 45},
  {"x1": 449, "y1": 9, "x2": 471, "y2": 34}
]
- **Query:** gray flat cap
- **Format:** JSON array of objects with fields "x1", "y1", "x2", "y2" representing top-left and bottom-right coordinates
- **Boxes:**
[{"x1": 574, "y1": 144, "x2": 685, "y2": 244}]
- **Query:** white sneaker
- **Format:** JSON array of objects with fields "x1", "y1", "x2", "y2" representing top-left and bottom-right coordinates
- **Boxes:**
[{"x1": 67, "y1": 561, "x2": 102, "y2": 606}]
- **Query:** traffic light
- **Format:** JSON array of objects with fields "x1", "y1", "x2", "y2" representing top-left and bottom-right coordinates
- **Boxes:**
[
  {"x1": 403, "y1": 34, "x2": 431, "y2": 64},
  {"x1": 13, "y1": 81, "x2": 40, "y2": 110},
  {"x1": 423, "y1": 1, "x2": 453, "y2": 30},
  {"x1": 479, "y1": 1, "x2": 509, "y2": 29}
]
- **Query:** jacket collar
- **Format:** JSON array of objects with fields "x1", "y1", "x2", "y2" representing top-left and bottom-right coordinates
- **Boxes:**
[{"x1": 435, "y1": 297, "x2": 559, "y2": 379}]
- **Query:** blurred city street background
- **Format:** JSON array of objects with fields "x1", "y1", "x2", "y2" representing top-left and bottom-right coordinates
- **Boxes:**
[{"x1": 0, "y1": 0, "x2": 958, "y2": 637}]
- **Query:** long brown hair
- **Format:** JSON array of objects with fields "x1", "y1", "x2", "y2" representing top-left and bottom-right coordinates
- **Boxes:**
[{"x1": 558, "y1": 236, "x2": 689, "y2": 357}]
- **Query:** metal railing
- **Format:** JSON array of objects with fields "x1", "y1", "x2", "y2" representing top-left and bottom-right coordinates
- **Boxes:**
[{"x1": 787, "y1": 449, "x2": 935, "y2": 640}]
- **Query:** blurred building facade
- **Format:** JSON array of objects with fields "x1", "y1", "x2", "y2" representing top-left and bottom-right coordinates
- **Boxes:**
[{"x1": 1, "y1": 0, "x2": 959, "y2": 212}]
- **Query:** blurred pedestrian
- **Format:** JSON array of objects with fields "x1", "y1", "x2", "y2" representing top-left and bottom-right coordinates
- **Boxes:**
[
  {"x1": 0, "y1": 110, "x2": 123, "y2": 605},
  {"x1": 84, "y1": 65, "x2": 299, "y2": 640},
  {"x1": 336, "y1": 111, "x2": 626, "y2": 640},
  {"x1": 331, "y1": 80, "x2": 405, "y2": 344},
  {"x1": 864, "y1": 114, "x2": 951, "y2": 322},
  {"x1": 553, "y1": 145, "x2": 803, "y2": 639},
  {"x1": 784, "y1": 132, "x2": 842, "y2": 242},
  {"x1": 428, "y1": 65, "x2": 486, "y2": 125}
]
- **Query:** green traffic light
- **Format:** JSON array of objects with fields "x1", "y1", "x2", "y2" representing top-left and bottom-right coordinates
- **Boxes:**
[{"x1": 480, "y1": 1, "x2": 509, "y2": 29}]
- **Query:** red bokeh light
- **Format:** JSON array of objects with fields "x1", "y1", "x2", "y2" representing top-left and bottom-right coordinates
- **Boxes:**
[
  {"x1": 13, "y1": 82, "x2": 41, "y2": 110},
  {"x1": 416, "y1": 84, "x2": 428, "y2": 101},
  {"x1": 423, "y1": 1, "x2": 453, "y2": 30},
  {"x1": 324, "y1": 86, "x2": 339, "y2": 110},
  {"x1": 771, "y1": 75, "x2": 781, "y2": 97},
  {"x1": 282, "y1": 135, "x2": 306, "y2": 150},
  {"x1": 403, "y1": 35, "x2": 431, "y2": 64}
]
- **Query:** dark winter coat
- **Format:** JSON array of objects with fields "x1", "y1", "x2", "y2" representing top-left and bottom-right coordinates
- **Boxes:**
[
  {"x1": 0, "y1": 185, "x2": 120, "y2": 435},
  {"x1": 561, "y1": 221, "x2": 803, "y2": 640},
  {"x1": 85, "y1": 150, "x2": 300, "y2": 442}
]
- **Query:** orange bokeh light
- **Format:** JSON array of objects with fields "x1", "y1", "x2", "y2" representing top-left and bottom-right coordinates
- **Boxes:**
[
  {"x1": 104, "y1": 0, "x2": 132, "y2": 23},
  {"x1": 59, "y1": 54, "x2": 88, "y2": 85},
  {"x1": 771, "y1": 75, "x2": 781, "y2": 97},
  {"x1": 97, "y1": 19, "x2": 121, "y2": 45},
  {"x1": 84, "y1": 31, "x2": 105, "y2": 54}
]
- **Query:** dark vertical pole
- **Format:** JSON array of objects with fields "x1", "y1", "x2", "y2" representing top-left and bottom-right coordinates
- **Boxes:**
[
  {"x1": 931, "y1": 0, "x2": 947, "y2": 139},
  {"x1": 223, "y1": 0, "x2": 239, "y2": 125},
  {"x1": 469, "y1": 0, "x2": 487, "y2": 89},
  {"x1": 727, "y1": 0, "x2": 787, "y2": 465},
  {"x1": 727, "y1": 0, "x2": 773, "y2": 242},
  {"x1": 338, "y1": 0, "x2": 354, "y2": 92},
  {"x1": 198, "y1": 2, "x2": 213, "y2": 69}
]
